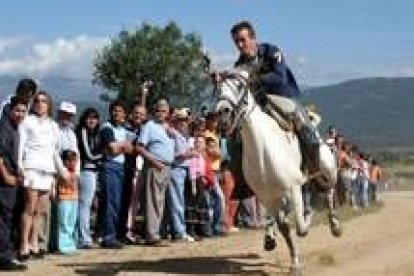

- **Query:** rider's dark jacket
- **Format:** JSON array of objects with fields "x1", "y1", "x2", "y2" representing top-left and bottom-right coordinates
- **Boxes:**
[{"x1": 235, "y1": 43, "x2": 301, "y2": 99}]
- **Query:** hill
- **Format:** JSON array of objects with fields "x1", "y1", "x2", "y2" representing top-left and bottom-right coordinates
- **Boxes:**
[
  {"x1": 1, "y1": 75, "x2": 413, "y2": 152},
  {"x1": 301, "y1": 77, "x2": 414, "y2": 152}
]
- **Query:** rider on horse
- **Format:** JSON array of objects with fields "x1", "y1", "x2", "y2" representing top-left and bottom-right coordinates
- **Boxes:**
[{"x1": 228, "y1": 20, "x2": 321, "y2": 172}]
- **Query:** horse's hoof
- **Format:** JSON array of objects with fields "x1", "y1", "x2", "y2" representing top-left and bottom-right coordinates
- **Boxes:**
[
  {"x1": 330, "y1": 225, "x2": 342, "y2": 237},
  {"x1": 296, "y1": 229, "x2": 308, "y2": 237},
  {"x1": 329, "y1": 214, "x2": 343, "y2": 237},
  {"x1": 291, "y1": 266, "x2": 303, "y2": 276},
  {"x1": 263, "y1": 235, "x2": 276, "y2": 251}
]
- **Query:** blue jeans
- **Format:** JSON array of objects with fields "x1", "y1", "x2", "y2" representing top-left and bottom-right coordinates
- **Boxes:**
[
  {"x1": 99, "y1": 161, "x2": 124, "y2": 244},
  {"x1": 78, "y1": 170, "x2": 97, "y2": 246},
  {"x1": 204, "y1": 172, "x2": 225, "y2": 234},
  {"x1": 167, "y1": 167, "x2": 187, "y2": 238},
  {"x1": 58, "y1": 200, "x2": 78, "y2": 254},
  {"x1": 358, "y1": 176, "x2": 369, "y2": 208}
]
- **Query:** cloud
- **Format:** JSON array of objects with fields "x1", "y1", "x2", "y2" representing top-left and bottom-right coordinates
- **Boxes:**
[
  {"x1": 0, "y1": 37, "x2": 29, "y2": 53},
  {"x1": 1, "y1": 36, "x2": 413, "y2": 85},
  {"x1": 0, "y1": 35, "x2": 108, "y2": 79}
]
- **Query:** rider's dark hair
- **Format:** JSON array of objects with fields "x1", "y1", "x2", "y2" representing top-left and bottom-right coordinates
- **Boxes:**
[{"x1": 231, "y1": 21, "x2": 256, "y2": 38}]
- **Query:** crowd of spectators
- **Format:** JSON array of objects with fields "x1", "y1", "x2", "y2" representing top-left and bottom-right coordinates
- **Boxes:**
[
  {"x1": 0, "y1": 78, "x2": 267, "y2": 271},
  {"x1": 0, "y1": 78, "x2": 384, "y2": 271}
]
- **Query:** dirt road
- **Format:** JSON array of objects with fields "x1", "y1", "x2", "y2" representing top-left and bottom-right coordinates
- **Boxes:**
[{"x1": 6, "y1": 191, "x2": 414, "y2": 275}]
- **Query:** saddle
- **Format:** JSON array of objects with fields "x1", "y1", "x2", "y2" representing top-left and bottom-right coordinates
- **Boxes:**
[
  {"x1": 263, "y1": 103, "x2": 295, "y2": 132},
  {"x1": 261, "y1": 102, "x2": 322, "y2": 178}
]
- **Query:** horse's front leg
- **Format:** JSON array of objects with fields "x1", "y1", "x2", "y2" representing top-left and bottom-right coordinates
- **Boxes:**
[
  {"x1": 326, "y1": 187, "x2": 342, "y2": 237},
  {"x1": 292, "y1": 184, "x2": 312, "y2": 237},
  {"x1": 277, "y1": 209, "x2": 302, "y2": 275}
]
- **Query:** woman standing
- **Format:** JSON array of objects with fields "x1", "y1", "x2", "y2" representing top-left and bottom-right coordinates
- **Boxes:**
[
  {"x1": 18, "y1": 92, "x2": 62, "y2": 260},
  {"x1": 75, "y1": 108, "x2": 102, "y2": 248}
]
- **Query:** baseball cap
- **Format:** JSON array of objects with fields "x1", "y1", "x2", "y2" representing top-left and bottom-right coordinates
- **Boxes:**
[{"x1": 59, "y1": 101, "x2": 77, "y2": 115}]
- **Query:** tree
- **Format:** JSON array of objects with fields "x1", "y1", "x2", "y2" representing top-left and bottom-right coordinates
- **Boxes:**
[{"x1": 93, "y1": 21, "x2": 209, "y2": 108}]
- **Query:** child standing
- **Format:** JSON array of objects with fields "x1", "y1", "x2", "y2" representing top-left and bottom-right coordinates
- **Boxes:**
[
  {"x1": 57, "y1": 150, "x2": 79, "y2": 254},
  {"x1": 187, "y1": 135, "x2": 213, "y2": 237},
  {"x1": 205, "y1": 137, "x2": 225, "y2": 236}
]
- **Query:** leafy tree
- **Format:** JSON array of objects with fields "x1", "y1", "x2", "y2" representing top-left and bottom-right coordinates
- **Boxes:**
[{"x1": 93, "y1": 21, "x2": 210, "y2": 108}]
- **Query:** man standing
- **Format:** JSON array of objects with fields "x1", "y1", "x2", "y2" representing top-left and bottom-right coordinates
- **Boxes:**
[
  {"x1": 99, "y1": 101, "x2": 132, "y2": 248},
  {"x1": 122, "y1": 102, "x2": 147, "y2": 243},
  {"x1": 228, "y1": 21, "x2": 321, "y2": 171},
  {"x1": 0, "y1": 97, "x2": 28, "y2": 271},
  {"x1": 167, "y1": 109, "x2": 196, "y2": 242},
  {"x1": 57, "y1": 101, "x2": 79, "y2": 157},
  {"x1": 135, "y1": 99, "x2": 174, "y2": 245}
]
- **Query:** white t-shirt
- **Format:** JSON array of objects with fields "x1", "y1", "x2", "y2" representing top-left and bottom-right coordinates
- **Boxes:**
[
  {"x1": 18, "y1": 114, "x2": 61, "y2": 173},
  {"x1": 58, "y1": 123, "x2": 80, "y2": 174}
]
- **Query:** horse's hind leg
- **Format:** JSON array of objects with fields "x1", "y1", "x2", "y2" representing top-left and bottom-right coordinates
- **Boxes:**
[
  {"x1": 276, "y1": 210, "x2": 302, "y2": 275},
  {"x1": 326, "y1": 187, "x2": 342, "y2": 237}
]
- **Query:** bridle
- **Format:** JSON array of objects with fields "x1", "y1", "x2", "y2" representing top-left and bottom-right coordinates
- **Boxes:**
[
  {"x1": 215, "y1": 72, "x2": 255, "y2": 133},
  {"x1": 202, "y1": 54, "x2": 257, "y2": 133}
]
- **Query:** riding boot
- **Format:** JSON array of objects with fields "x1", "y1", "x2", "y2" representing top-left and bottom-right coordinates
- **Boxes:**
[
  {"x1": 297, "y1": 125, "x2": 320, "y2": 172},
  {"x1": 291, "y1": 107, "x2": 321, "y2": 172}
]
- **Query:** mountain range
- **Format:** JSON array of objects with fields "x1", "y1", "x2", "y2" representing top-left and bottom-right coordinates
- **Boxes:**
[
  {"x1": 0, "y1": 75, "x2": 413, "y2": 152},
  {"x1": 301, "y1": 77, "x2": 414, "y2": 152}
]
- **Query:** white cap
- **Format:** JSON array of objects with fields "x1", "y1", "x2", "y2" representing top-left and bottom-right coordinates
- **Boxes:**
[{"x1": 59, "y1": 101, "x2": 77, "y2": 115}]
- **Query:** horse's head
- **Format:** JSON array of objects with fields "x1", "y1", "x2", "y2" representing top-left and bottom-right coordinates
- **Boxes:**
[{"x1": 213, "y1": 69, "x2": 253, "y2": 130}]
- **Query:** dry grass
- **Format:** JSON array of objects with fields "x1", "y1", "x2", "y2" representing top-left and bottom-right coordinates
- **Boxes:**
[
  {"x1": 386, "y1": 163, "x2": 414, "y2": 191},
  {"x1": 310, "y1": 200, "x2": 384, "y2": 228}
]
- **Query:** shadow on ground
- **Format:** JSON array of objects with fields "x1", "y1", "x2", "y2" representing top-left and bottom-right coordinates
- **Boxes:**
[{"x1": 59, "y1": 253, "x2": 291, "y2": 275}]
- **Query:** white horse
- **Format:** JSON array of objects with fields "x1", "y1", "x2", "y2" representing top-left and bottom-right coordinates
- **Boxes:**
[{"x1": 213, "y1": 69, "x2": 340, "y2": 273}]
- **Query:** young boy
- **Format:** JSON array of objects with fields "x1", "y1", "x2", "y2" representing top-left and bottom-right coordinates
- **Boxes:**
[{"x1": 57, "y1": 150, "x2": 79, "y2": 254}]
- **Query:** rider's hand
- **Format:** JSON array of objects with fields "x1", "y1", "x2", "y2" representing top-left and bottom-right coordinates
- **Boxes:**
[{"x1": 248, "y1": 74, "x2": 261, "y2": 92}]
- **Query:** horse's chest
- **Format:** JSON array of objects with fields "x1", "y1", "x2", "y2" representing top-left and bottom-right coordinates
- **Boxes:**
[{"x1": 242, "y1": 150, "x2": 286, "y2": 213}]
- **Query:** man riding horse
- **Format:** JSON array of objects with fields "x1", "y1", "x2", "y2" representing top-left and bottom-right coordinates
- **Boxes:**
[{"x1": 216, "y1": 21, "x2": 321, "y2": 173}]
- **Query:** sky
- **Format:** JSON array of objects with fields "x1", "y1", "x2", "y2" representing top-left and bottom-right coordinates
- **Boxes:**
[{"x1": 0, "y1": 0, "x2": 413, "y2": 86}]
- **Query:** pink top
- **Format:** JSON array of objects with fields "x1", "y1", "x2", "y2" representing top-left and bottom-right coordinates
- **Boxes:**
[{"x1": 189, "y1": 154, "x2": 206, "y2": 181}]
